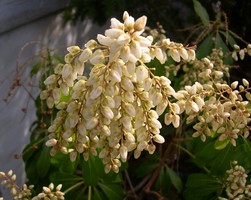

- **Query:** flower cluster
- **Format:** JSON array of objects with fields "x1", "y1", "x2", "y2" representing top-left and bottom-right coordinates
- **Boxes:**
[
  {"x1": 232, "y1": 44, "x2": 251, "y2": 61},
  {"x1": 41, "y1": 11, "x2": 195, "y2": 173},
  {"x1": 166, "y1": 49, "x2": 230, "y2": 86},
  {"x1": 189, "y1": 78, "x2": 251, "y2": 146},
  {"x1": 0, "y1": 170, "x2": 33, "y2": 200},
  {"x1": 143, "y1": 22, "x2": 166, "y2": 44},
  {"x1": 0, "y1": 170, "x2": 64, "y2": 200},
  {"x1": 219, "y1": 161, "x2": 251, "y2": 200},
  {"x1": 165, "y1": 48, "x2": 251, "y2": 146},
  {"x1": 32, "y1": 183, "x2": 64, "y2": 200}
]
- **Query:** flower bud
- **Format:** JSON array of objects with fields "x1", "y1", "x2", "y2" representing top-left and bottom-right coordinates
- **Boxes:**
[
  {"x1": 178, "y1": 48, "x2": 188, "y2": 60},
  {"x1": 130, "y1": 40, "x2": 141, "y2": 58},
  {"x1": 89, "y1": 51, "x2": 104, "y2": 65},
  {"x1": 147, "y1": 144, "x2": 156, "y2": 154},
  {"x1": 111, "y1": 18, "x2": 124, "y2": 29},
  {"x1": 156, "y1": 100, "x2": 168, "y2": 115},
  {"x1": 242, "y1": 79, "x2": 249, "y2": 87},
  {"x1": 56, "y1": 184, "x2": 63, "y2": 191},
  {"x1": 120, "y1": 145, "x2": 128, "y2": 162},
  {"x1": 172, "y1": 114, "x2": 180, "y2": 128},
  {"x1": 153, "y1": 134, "x2": 165, "y2": 144},
  {"x1": 86, "y1": 117, "x2": 98, "y2": 130},
  {"x1": 136, "y1": 65, "x2": 148, "y2": 82},
  {"x1": 67, "y1": 46, "x2": 80, "y2": 54},
  {"x1": 239, "y1": 49, "x2": 245, "y2": 60},
  {"x1": 120, "y1": 45, "x2": 130, "y2": 62},
  {"x1": 170, "y1": 49, "x2": 180, "y2": 62},
  {"x1": 70, "y1": 151, "x2": 77, "y2": 162},
  {"x1": 40, "y1": 90, "x2": 49, "y2": 100},
  {"x1": 110, "y1": 70, "x2": 122, "y2": 82},
  {"x1": 117, "y1": 34, "x2": 130, "y2": 46},
  {"x1": 124, "y1": 16, "x2": 135, "y2": 32},
  {"x1": 62, "y1": 64, "x2": 72, "y2": 80},
  {"x1": 79, "y1": 48, "x2": 92, "y2": 62},
  {"x1": 124, "y1": 103, "x2": 136, "y2": 116},
  {"x1": 231, "y1": 81, "x2": 238, "y2": 89},
  {"x1": 125, "y1": 132, "x2": 135, "y2": 143},
  {"x1": 134, "y1": 16, "x2": 147, "y2": 31},
  {"x1": 44, "y1": 74, "x2": 57, "y2": 85},
  {"x1": 121, "y1": 77, "x2": 134, "y2": 91},
  {"x1": 97, "y1": 34, "x2": 113, "y2": 46},
  {"x1": 188, "y1": 49, "x2": 196, "y2": 60},
  {"x1": 134, "y1": 149, "x2": 141, "y2": 159},
  {"x1": 90, "y1": 86, "x2": 103, "y2": 99},
  {"x1": 102, "y1": 106, "x2": 114, "y2": 120}
]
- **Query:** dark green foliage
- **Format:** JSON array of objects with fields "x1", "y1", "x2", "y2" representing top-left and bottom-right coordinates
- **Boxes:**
[{"x1": 19, "y1": 1, "x2": 251, "y2": 199}]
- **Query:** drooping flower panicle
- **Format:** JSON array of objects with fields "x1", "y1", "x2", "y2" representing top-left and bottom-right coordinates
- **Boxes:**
[{"x1": 41, "y1": 11, "x2": 195, "y2": 173}]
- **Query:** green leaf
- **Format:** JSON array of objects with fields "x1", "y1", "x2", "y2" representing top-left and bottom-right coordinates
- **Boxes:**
[
  {"x1": 165, "y1": 166, "x2": 183, "y2": 193},
  {"x1": 135, "y1": 162, "x2": 158, "y2": 177},
  {"x1": 65, "y1": 185, "x2": 87, "y2": 200},
  {"x1": 81, "y1": 154, "x2": 105, "y2": 186},
  {"x1": 30, "y1": 61, "x2": 42, "y2": 76},
  {"x1": 211, "y1": 145, "x2": 233, "y2": 175},
  {"x1": 93, "y1": 186, "x2": 105, "y2": 200},
  {"x1": 219, "y1": 31, "x2": 237, "y2": 48},
  {"x1": 146, "y1": 58, "x2": 167, "y2": 76},
  {"x1": 36, "y1": 146, "x2": 51, "y2": 178},
  {"x1": 215, "y1": 32, "x2": 233, "y2": 64},
  {"x1": 50, "y1": 172, "x2": 83, "y2": 190},
  {"x1": 193, "y1": 139, "x2": 219, "y2": 169},
  {"x1": 25, "y1": 151, "x2": 40, "y2": 184},
  {"x1": 214, "y1": 138, "x2": 230, "y2": 150},
  {"x1": 51, "y1": 151, "x2": 79, "y2": 173},
  {"x1": 184, "y1": 173, "x2": 221, "y2": 199},
  {"x1": 23, "y1": 139, "x2": 41, "y2": 162},
  {"x1": 193, "y1": 0, "x2": 210, "y2": 25},
  {"x1": 154, "y1": 166, "x2": 171, "y2": 196},
  {"x1": 99, "y1": 183, "x2": 124, "y2": 199},
  {"x1": 196, "y1": 34, "x2": 213, "y2": 59}
]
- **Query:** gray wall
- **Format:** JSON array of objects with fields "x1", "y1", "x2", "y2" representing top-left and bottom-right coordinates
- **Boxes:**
[{"x1": 0, "y1": 2, "x2": 108, "y2": 199}]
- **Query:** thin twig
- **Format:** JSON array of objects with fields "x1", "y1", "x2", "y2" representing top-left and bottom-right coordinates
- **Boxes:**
[{"x1": 124, "y1": 170, "x2": 137, "y2": 199}]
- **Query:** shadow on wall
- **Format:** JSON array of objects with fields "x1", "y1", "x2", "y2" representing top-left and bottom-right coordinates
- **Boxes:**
[{"x1": 0, "y1": 12, "x2": 108, "y2": 199}]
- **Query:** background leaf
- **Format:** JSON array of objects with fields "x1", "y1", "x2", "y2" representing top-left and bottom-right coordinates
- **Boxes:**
[
  {"x1": 196, "y1": 34, "x2": 213, "y2": 59},
  {"x1": 184, "y1": 173, "x2": 221, "y2": 200},
  {"x1": 166, "y1": 166, "x2": 183, "y2": 193},
  {"x1": 192, "y1": 0, "x2": 210, "y2": 25},
  {"x1": 36, "y1": 146, "x2": 51, "y2": 178},
  {"x1": 99, "y1": 183, "x2": 124, "y2": 199},
  {"x1": 81, "y1": 154, "x2": 105, "y2": 186}
]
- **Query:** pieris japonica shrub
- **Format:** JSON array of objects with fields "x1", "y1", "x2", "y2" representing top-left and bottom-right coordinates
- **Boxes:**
[{"x1": 1, "y1": 6, "x2": 251, "y2": 200}]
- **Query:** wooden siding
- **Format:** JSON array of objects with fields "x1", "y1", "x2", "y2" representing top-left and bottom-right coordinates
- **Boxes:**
[{"x1": 0, "y1": 0, "x2": 69, "y2": 34}]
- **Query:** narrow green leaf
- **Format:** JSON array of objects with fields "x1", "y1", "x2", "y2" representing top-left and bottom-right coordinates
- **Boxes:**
[
  {"x1": 30, "y1": 62, "x2": 42, "y2": 76},
  {"x1": 185, "y1": 173, "x2": 221, "y2": 198},
  {"x1": 93, "y1": 186, "x2": 104, "y2": 200},
  {"x1": 135, "y1": 162, "x2": 158, "y2": 177},
  {"x1": 196, "y1": 34, "x2": 213, "y2": 59},
  {"x1": 51, "y1": 151, "x2": 79, "y2": 173},
  {"x1": 215, "y1": 32, "x2": 233, "y2": 64},
  {"x1": 165, "y1": 166, "x2": 183, "y2": 193},
  {"x1": 99, "y1": 183, "x2": 124, "y2": 199},
  {"x1": 193, "y1": 0, "x2": 210, "y2": 25},
  {"x1": 194, "y1": 140, "x2": 219, "y2": 168},
  {"x1": 50, "y1": 172, "x2": 83, "y2": 190},
  {"x1": 211, "y1": 145, "x2": 233, "y2": 175},
  {"x1": 36, "y1": 146, "x2": 51, "y2": 178},
  {"x1": 214, "y1": 138, "x2": 230, "y2": 150},
  {"x1": 243, "y1": 138, "x2": 251, "y2": 154},
  {"x1": 82, "y1": 154, "x2": 105, "y2": 186},
  {"x1": 65, "y1": 185, "x2": 86, "y2": 200},
  {"x1": 219, "y1": 31, "x2": 237, "y2": 47}
]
